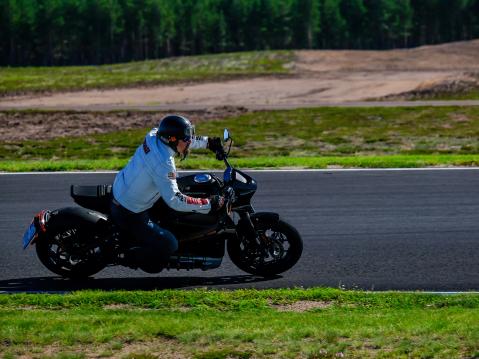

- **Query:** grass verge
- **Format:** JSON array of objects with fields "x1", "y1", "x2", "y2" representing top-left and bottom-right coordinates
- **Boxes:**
[
  {"x1": 1, "y1": 288, "x2": 479, "y2": 358},
  {"x1": 0, "y1": 51, "x2": 293, "y2": 96},
  {"x1": 2, "y1": 106, "x2": 479, "y2": 170},
  {"x1": 1, "y1": 154, "x2": 479, "y2": 172}
]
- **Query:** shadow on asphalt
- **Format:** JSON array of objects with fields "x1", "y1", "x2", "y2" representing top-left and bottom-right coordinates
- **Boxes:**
[{"x1": 0, "y1": 274, "x2": 281, "y2": 292}]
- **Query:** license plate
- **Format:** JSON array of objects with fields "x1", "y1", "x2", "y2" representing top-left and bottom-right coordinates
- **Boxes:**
[{"x1": 22, "y1": 222, "x2": 37, "y2": 249}]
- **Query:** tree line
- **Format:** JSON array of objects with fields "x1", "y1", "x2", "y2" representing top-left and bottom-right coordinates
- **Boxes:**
[{"x1": 1, "y1": 0, "x2": 479, "y2": 66}]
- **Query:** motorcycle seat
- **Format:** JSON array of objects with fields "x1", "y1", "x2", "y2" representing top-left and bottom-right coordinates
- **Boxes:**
[
  {"x1": 70, "y1": 185, "x2": 113, "y2": 213},
  {"x1": 70, "y1": 185, "x2": 112, "y2": 199}
]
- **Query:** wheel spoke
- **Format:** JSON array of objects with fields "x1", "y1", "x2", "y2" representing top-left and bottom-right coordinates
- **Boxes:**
[
  {"x1": 46, "y1": 228, "x2": 97, "y2": 271},
  {"x1": 238, "y1": 227, "x2": 291, "y2": 267},
  {"x1": 229, "y1": 219, "x2": 302, "y2": 276}
]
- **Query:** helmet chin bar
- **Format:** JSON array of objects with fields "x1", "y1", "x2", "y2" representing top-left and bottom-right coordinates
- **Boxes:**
[{"x1": 179, "y1": 143, "x2": 191, "y2": 161}]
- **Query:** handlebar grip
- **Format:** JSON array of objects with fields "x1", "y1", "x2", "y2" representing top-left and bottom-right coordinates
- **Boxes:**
[{"x1": 215, "y1": 149, "x2": 225, "y2": 161}]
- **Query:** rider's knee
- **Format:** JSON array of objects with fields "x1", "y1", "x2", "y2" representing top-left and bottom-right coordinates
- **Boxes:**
[{"x1": 158, "y1": 228, "x2": 178, "y2": 254}]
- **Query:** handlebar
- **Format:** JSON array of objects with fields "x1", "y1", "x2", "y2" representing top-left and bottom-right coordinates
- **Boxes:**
[
  {"x1": 214, "y1": 136, "x2": 232, "y2": 168},
  {"x1": 215, "y1": 148, "x2": 225, "y2": 161}
]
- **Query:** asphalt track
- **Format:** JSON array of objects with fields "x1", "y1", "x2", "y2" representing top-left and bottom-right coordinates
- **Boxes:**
[{"x1": 0, "y1": 169, "x2": 478, "y2": 292}]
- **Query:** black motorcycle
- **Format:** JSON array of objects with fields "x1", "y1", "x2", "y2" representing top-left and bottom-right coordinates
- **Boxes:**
[{"x1": 22, "y1": 129, "x2": 303, "y2": 278}]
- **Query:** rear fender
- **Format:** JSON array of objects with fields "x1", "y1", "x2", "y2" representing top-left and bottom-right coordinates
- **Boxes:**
[
  {"x1": 23, "y1": 210, "x2": 51, "y2": 249},
  {"x1": 43, "y1": 207, "x2": 109, "y2": 237}
]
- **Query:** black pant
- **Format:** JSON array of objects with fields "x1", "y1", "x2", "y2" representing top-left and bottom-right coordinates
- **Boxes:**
[{"x1": 110, "y1": 199, "x2": 178, "y2": 269}]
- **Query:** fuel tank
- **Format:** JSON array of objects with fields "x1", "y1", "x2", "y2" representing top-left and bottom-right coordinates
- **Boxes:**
[
  {"x1": 177, "y1": 172, "x2": 222, "y2": 197},
  {"x1": 149, "y1": 173, "x2": 224, "y2": 241}
]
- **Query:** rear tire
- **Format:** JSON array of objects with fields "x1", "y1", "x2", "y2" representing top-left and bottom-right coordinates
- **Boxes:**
[
  {"x1": 36, "y1": 224, "x2": 106, "y2": 279},
  {"x1": 227, "y1": 218, "x2": 303, "y2": 277}
]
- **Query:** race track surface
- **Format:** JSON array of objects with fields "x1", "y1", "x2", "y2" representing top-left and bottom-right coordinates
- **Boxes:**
[{"x1": 0, "y1": 169, "x2": 478, "y2": 292}]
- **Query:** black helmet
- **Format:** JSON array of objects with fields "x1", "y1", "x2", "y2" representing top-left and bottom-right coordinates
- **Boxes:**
[{"x1": 157, "y1": 115, "x2": 195, "y2": 152}]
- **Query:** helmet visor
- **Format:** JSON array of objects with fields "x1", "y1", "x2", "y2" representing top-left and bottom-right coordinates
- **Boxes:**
[{"x1": 182, "y1": 125, "x2": 195, "y2": 142}]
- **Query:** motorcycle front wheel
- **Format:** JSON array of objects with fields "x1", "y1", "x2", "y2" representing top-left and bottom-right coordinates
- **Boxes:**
[
  {"x1": 227, "y1": 218, "x2": 303, "y2": 277},
  {"x1": 36, "y1": 224, "x2": 106, "y2": 279}
]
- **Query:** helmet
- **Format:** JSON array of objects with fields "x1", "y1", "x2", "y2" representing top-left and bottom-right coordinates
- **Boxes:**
[{"x1": 157, "y1": 115, "x2": 195, "y2": 152}]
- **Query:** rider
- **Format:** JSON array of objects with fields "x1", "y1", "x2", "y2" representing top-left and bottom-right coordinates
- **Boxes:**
[{"x1": 110, "y1": 114, "x2": 225, "y2": 271}]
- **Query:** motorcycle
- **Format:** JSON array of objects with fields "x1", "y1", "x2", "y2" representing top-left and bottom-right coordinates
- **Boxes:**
[{"x1": 22, "y1": 129, "x2": 303, "y2": 278}]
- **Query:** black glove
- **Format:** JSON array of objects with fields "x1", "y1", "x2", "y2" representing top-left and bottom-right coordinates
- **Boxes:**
[
  {"x1": 209, "y1": 195, "x2": 225, "y2": 213},
  {"x1": 207, "y1": 137, "x2": 223, "y2": 153}
]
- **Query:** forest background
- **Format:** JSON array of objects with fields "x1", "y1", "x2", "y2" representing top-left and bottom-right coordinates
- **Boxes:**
[{"x1": 2, "y1": 0, "x2": 479, "y2": 66}]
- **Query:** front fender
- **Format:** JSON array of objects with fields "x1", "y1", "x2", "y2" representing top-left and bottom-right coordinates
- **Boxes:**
[
  {"x1": 249, "y1": 212, "x2": 280, "y2": 229},
  {"x1": 235, "y1": 211, "x2": 280, "y2": 240}
]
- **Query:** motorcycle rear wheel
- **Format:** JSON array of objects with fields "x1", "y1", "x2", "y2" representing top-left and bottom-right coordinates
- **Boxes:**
[
  {"x1": 227, "y1": 218, "x2": 303, "y2": 277},
  {"x1": 36, "y1": 224, "x2": 106, "y2": 279}
]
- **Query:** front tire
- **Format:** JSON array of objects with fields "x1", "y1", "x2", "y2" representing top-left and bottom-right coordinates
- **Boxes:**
[
  {"x1": 227, "y1": 218, "x2": 303, "y2": 277},
  {"x1": 36, "y1": 223, "x2": 106, "y2": 279}
]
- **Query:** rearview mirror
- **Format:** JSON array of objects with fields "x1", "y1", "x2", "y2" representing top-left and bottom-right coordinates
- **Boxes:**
[{"x1": 223, "y1": 128, "x2": 231, "y2": 142}]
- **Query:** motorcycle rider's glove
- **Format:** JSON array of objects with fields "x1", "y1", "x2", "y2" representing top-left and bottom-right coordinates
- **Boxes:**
[
  {"x1": 209, "y1": 195, "x2": 225, "y2": 213},
  {"x1": 207, "y1": 137, "x2": 223, "y2": 153}
]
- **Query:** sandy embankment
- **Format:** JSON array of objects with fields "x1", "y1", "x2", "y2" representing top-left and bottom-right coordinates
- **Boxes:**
[{"x1": 0, "y1": 39, "x2": 478, "y2": 111}]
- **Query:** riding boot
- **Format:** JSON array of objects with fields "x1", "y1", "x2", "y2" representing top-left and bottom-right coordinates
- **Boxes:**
[{"x1": 119, "y1": 246, "x2": 143, "y2": 269}]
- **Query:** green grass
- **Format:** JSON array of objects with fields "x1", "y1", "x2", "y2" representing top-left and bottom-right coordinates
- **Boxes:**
[
  {"x1": 1, "y1": 288, "x2": 479, "y2": 358},
  {"x1": 1, "y1": 154, "x2": 479, "y2": 172},
  {"x1": 0, "y1": 51, "x2": 293, "y2": 96},
  {"x1": 1, "y1": 106, "x2": 479, "y2": 170}
]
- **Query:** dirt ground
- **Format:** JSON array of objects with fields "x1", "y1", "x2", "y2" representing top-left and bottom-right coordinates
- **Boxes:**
[
  {"x1": 8, "y1": 338, "x2": 189, "y2": 359},
  {"x1": 2, "y1": 39, "x2": 479, "y2": 109},
  {"x1": 0, "y1": 107, "x2": 248, "y2": 142},
  {"x1": 1, "y1": 40, "x2": 479, "y2": 141}
]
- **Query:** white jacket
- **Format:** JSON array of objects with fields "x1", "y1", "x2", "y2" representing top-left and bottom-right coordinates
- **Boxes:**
[{"x1": 113, "y1": 128, "x2": 211, "y2": 214}]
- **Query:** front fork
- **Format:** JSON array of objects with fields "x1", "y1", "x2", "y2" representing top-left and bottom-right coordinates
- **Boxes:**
[
  {"x1": 237, "y1": 211, "x2": 273, "y2": 252},
  {"x1": 239, "y1": 211, "x2": 257, "y2": 239}
]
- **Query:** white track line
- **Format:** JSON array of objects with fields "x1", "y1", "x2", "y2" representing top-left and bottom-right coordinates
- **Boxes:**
[
  {"x1": 2, "y1": 290, "x2": 479, "y2": 294},
  {"x1": 1, "y1": 168, "x2": 479, "y2": 175}
]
